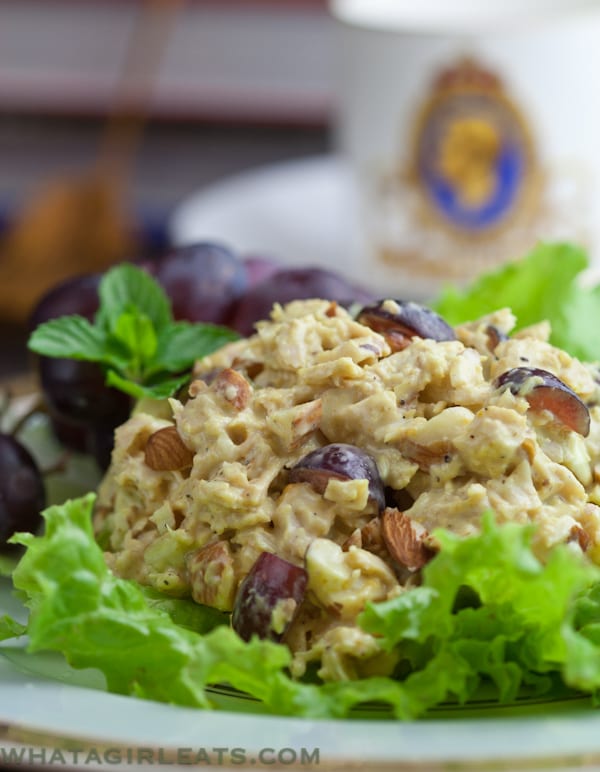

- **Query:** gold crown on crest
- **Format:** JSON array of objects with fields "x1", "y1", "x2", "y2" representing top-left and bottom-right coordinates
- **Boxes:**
[{"x1": 433, "y1": 56, "x2": 503, "y2": 94}]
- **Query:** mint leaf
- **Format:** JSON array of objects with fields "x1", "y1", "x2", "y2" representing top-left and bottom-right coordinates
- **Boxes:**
[
  {"x1": 113, "y1": 311, "x2": 157, "y2": 361},
  {"x1": 28, "y1": 315, "x2": 107, "y2": 361},
  {"x1": 96, "y1": 263, "x2": 171, "y2": 334},
  {"x1": 152, "y1": 321, "x2": 239, "y2": 375},
  {"x1": 105, "y1": 369, "x2": 189, "y2": 400},
  {"x1": 110, "y1": 310, "x2": 158, "y2": 382},
  {"x1": 27, "y1": 263, "x2": 240, "y2": 401}
]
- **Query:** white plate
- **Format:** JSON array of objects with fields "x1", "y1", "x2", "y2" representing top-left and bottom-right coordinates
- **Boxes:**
[
  {"x1": 3, "y1": 603, "x2": 600, "y2": 772},
  {"x1": 169, "y1": 155, "x2": 376, "y2": 290},
  {"x1": 4, "y1": 405, "x2": 600, "y2": 769}
]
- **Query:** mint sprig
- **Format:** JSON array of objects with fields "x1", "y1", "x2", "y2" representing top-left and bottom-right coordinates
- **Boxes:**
[{"x1": 28, "y1": 264, "x2": 239, "y2": 399}]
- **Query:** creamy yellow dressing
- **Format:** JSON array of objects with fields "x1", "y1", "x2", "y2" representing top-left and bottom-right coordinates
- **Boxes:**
[{"x1": 94, "y1": 300, "x2": 600, "y2": 681}]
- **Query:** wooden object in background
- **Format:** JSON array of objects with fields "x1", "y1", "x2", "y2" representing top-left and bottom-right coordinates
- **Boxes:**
[{"x1": 0, "y1": 0, "x2": 181, "y2": 323}]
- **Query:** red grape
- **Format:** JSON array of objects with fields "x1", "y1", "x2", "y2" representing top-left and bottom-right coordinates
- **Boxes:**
[
  {"x1": 228, "y1": 267, "x2": 375, "y2": 336},
  {"x1": 0, "y1": 434, "x2": 45, "y2": 550},
  {"x1": 357, "y1": 300, "x2": 456, "y2": 352},
  {"x1": 28, "y1": 272, "x2": 101, "y2": 330},
  {"x1": 48, "y1": 414, "x2": 89, "y2": 454},
  {"x1": 39, "y1": 357, "x2": 131, "y2": 426},
  {"x1": 232, "y1": 552, "x2": 307, "y2": 642},
  {"x1": 152, "y1": 242, "x2": 247, "y2": 324},
  {"x1": 29, "y1": 272, "x2": 131, "y2": 461},
  {"x1": 242, "y1": 256, "x2": 281, "y2": 287},
  {"x1": 495, "y1": 367, "x2": 590, "y2": 436},
  {"x1": 289, "y1": 443, "x2": 385, "y2": 512}
]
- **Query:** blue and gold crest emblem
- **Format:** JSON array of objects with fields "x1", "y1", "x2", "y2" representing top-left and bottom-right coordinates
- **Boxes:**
[{"x1": 410, "y1": 57, "x2": 539, "y2": 235}]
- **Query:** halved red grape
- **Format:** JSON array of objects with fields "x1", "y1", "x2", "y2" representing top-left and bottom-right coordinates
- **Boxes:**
[
  {"x1": 0, "y1": 434, "x2": 45, "y2": 550},
  {"x1": 232, "y1": 552, "x2": 307, "y2": 642},
  {"x1": 289, "y1": 443, "x2": 385, "y2": 512},
  {"x1": 152, "y1": 242, "x2": 247, "y2": 324},
  {"x1": 228, "y1": 267, "x2": 375, "y2": 336},
  {"x1": 357, "y1": 300, "x2": 456, "y2": 352},
  {"x1": 495, "y1": 367, "x2": 590, "y2": 436}
]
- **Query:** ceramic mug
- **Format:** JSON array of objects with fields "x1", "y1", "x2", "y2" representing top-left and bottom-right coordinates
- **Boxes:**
[{"x1": 330, "y1": 0, "x2": 600, "y2": 299}]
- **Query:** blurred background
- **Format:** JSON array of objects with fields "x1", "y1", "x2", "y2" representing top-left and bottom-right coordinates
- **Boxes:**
[
  {"x1": 0, "y1": 0, "x2": 334, "y2": 376},
  {"x1": 3, "y1": 0, "x2": 598, "y2": 381}
]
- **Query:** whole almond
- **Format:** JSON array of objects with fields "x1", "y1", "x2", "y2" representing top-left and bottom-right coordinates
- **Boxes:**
[
  {"x1": 381, "y1": 507, "x2": 435, "y2": 572},
  {"x1": 144, "y1": 425, "x2": 194, "y2": 471}
]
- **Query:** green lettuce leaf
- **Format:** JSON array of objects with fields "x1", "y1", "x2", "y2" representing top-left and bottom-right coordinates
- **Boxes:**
[
  {"x1": 9, "y1": 495, "x2": 289, "y2": 710},
  {"x1": 556, "y1": 283, "x2": 600, "y2": 362},
  {"x1": 433, "y1": 242, "x2": 600, "y2": 362},
  {"x1": 0, "y1": 615, "x2": 26, "y2": 641},
  {"x1": 360, "y1": 513, "x2": 600, "y2": 702},
  {"x1": 0, "y1": 554, "x2": 18, "y2": 577},
  {"x1": 138, "y1": 587, "x2": 229, "y2": 634},
  {"x1": 6, "y1": 497, "x2": 600, "y2": 719}
]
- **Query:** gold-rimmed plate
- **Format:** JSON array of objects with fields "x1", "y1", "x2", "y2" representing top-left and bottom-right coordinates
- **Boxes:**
[
  {"x1": 2, "y1": 392, "x2": 600, "y2": 771},
  {"x1": 2, "y1": 631, "x2": 600, "y2": 772}
]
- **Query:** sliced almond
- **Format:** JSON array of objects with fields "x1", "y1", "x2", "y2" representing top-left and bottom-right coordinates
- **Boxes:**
[
  {"x1": 144, "y1": 425, "x2": 194, "y2": 471},
  {"x1": 343, "y1": 516, "x2": 386, "y2": 556},
  {"x1": 342, "y1": 528, "x2": 362, "y2": 551},
  {"x1": 290, "y1": 399, "x2": 323, "y2": 449},
  {"x1": 381, "y1": 507, "x2": 435, "y2": 572},
  {"x1": 325, "y1": 301, "x2": 339, "y2": 318},
  {"x1": 212, "y1": 368, "x2": 252, "y2": 410},
  {"x1": 567, "y1": 523, "x2": 591, "y2": 553},
  {"x1": 400, "y1": 439, "x2": 452, "y2": 470},
  {"x1": 360, "y1": 516, "x2": 386, "y2": 553},
  {"x1": 230, "y1": 357, "x2": 264, "y2": 380},
  {"x1": 267, "y1": 399, "x2": 323, "y2": 453},
  {"x1": 188, "y1": 378, "x2": 209, "y2": 398}
]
